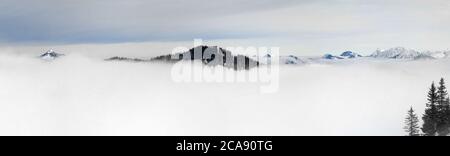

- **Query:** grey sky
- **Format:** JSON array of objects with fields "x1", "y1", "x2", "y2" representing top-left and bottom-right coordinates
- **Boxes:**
[
  {"x1": 0, "y1": 0, "x2": 300, "y2": 43},
  {"x1": 0, "y1": 0, "x2": 449, "y2": 54}
]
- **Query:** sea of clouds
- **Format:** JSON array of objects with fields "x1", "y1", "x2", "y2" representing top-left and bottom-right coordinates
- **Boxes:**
[{"x1": 0, "y1": 50, "x2": 449, "y2": 136}]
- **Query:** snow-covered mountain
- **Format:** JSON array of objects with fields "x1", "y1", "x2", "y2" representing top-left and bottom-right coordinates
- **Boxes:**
[
  {"x1": 423, "y1": 51, "x2": 450, "y2": 59},
  {"x1": 256, "y1": 54, "x2": 307, "y2": 65},
  {"x1": 369, "y1": 47, "x2": 450, "y2": 60},
  {"x1": 322, "y1": 51, "x2": 362, "y2": 60},
  {"x1": 340, "y1": 51, "x2": 362, "y2": 58},
  {"x1": 369, "y1": 47, "x2": 421, "y2": 59},
  {"x1": 281, "y1": 55, "x2": 307, "y2": 64},
  {"x1": 40, "y1": 49, "x2": 64, "y2": 60},
  {"x1": 319, "y1": 48, "x2": 449, "y2": 61}
]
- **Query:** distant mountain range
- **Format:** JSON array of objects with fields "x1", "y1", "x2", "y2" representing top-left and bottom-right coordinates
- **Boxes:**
[
  {"x1": 40, "y1": 46, "x2": 450, "y2": 68},
  {"x1": 320, "y1": 47, "x2": 450, "y2": 60},
  {"x1": 370, "y1": 47, "x2": 449, "y2": 60}
]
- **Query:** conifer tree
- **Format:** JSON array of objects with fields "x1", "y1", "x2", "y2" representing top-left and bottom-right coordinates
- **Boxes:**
[
  {"x1": 436, "y1": 78, "x2": 450, "y2": 135},
  {"x1": 404, "y1": 107, "x2": 420, "y2": 136},
  {"x1": 447, "y1": 97, "x2": 450, "y2": 127},
  {"x1": 437, "y1": 78, "x2": 448, "y2": 107},
  {"x1": 422, "y1": 82, "x2": 439, "y2": 136}
]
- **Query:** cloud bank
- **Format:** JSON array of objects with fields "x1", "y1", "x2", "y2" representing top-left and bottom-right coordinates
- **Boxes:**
[{"x1": 1, "y1": 52, "x2": 449, "y2": 135}]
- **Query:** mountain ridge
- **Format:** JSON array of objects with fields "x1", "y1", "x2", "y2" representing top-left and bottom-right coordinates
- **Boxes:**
[
  {"x1": 107, "y1": 45, "x2": 260, "y2": 70},
  {"x1": 40, "y1": 46, "x2": 450, "y2": 66}
]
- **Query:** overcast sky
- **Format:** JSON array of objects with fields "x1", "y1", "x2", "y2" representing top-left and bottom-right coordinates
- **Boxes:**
[{"x1": 1, "y1": 0, "x2": 450, "y2": 54}]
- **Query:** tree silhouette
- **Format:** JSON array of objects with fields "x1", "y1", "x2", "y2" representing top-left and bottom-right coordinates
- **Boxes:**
[
  {"x1": 422, "y1": 82, "x2": 439, "y2": 136},
  {"x1": 404, "y1": 107, "x2": 420, "y2": 136},
  {"x1": 436, "y1": 78, "x2": 450, "y2": 135}
]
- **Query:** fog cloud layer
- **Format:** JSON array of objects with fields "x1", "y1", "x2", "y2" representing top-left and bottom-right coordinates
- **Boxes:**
[{"x1": 1, "y1": 52, "x2": 449, "y2": 135}]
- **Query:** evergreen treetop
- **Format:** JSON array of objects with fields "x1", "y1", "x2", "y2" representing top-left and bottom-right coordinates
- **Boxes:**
[{"x1": 404, "y1": 107, "x2": 420, "y2": 136}]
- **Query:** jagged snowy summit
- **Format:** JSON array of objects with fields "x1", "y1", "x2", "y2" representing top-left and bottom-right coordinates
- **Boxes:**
[
  {"x1": 322, "y1": 51, "x2": 362, "y2": 60},
  {"x1": 340, "y1": 51, "x2": 362, "y2": 58},
  {"x1": 40, "y1": 49, "x2": 64, "y2": 60},
  {"x1": 369, "y1": 47, "x2": 450, "y2": 60},
  {"x1": 369, "y1": 47, "x2": 421, "y2": 59}
]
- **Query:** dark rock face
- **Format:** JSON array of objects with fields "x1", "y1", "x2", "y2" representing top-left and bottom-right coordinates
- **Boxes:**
[{"x1": 150, "y1": 46, "x2": 260, "y2": 70}]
